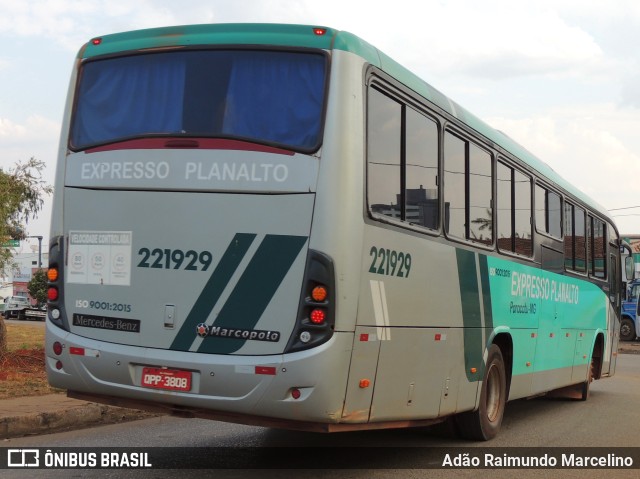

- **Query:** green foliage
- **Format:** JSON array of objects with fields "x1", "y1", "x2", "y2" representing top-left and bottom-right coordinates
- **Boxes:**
[
  {"x1": 28, "y1": 269, "x2": 48, "y2": 307},
  {"x1": 0, "y1": 157, "x2": 51, "y2": 353},
  {"x1": 0, "y1": 157, "x2": 52, "y2": 274}
]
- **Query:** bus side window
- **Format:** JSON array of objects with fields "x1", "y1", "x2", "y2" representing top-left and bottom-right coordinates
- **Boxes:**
[
  {"x1": 405, "y1": 107, "x2": 439, "y2": 230},
  {"x1": 444, "y1": 131, "x2": 492, "y2": 245},
  {"x1": 497, "y1": 161, "x2": 531, "y2": 256},
  {"x1": 588, "y1": 215, "x2": 606, "y2": 279},
  {"x1": 444, "y1": 132, "x2": 466, "y2": 240},
  {"x1": 564, "y1": 202, "x2": 586, "y2": 272},
  {"x1": 367, "y1": 87, "x2": 401, "y2": 220},
  {"x1": 535, "y1": 185, "x2": 562, "y2": 238}
]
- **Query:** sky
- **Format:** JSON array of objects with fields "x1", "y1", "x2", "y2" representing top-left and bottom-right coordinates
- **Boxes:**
[{"x1": 2, "y1": 0, "x2": 640, "y2": 255}]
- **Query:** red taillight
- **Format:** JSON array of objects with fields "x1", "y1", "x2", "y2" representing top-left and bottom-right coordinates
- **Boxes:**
[
  {"x1": 291, "y1": 388, "x2": 301, "y2": 400},
  {"x1": 53, "y1": 341, "x2": 63, "y2": 355},
  {"x1": 47, "y1": 287, "x2": 58, "y2": 301},
  {"x1": 310, "y1": 309, "x2": 326, "y2": 324},
  {"x1": 91, "y1": 37, "x2": 102, "y2": 45},
  {"x1": 313, "y1": 28, "x2": 327, "y2": 36}
]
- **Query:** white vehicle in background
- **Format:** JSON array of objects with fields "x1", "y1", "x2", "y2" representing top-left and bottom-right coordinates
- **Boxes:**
[{"x1": 3, "y1": 295, "x2": 46, "y2": 321}]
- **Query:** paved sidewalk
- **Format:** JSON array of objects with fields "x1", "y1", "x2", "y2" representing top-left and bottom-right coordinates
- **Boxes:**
[{"x1": 0, "y1": 393, "x2": 157, "y2": 439}]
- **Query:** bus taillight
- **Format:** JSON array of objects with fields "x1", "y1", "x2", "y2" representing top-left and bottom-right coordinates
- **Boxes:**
[
  {"x1": 47, "y1": 267, "x2": 58, "y2": 282},
  {"x1": 311, "y1": 285, "x2": 327, "y2": 302},
  {"x1": 47, "y1": 236, "x2": 67, "y2": 330},
  {"x1": 47, "y1": 287, "x2": 59, "y2": 302},
  {"x1": 285, "y1": 250, "x2": 336, "y2": 353},
  {"x1": 310, "y1": 309, "x2": 326, "y2": 325}
]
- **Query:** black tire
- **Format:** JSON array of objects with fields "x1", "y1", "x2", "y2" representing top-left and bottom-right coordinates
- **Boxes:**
[
  {"x1": 579, "y1": 354, "x2": 597, "y2": 401},
  {"x1": 454, "y1": 344, "x2": 507, "y2": 441},
  {"x1": 620, "y1": 318, "x2": 635, "y2": 342}
]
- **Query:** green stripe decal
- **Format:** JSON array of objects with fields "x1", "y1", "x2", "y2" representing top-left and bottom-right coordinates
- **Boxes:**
[
  {"x1": 455, "y1": 248, "x2": 484, "y2": 381},
  {"x1": 170, "y1": 233, "x2": 256, "y2": 351},
  {"x1": 197, "y1": 234, "x2": 308, "y2": 354},
  {"x1": 479, "y1": 255, "x2": 494, "y2": 332}
]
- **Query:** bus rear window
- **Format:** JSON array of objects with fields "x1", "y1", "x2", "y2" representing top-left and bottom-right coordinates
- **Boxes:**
[{"x1": 70, "y1": 49, "x2": 327, "y2": 152}]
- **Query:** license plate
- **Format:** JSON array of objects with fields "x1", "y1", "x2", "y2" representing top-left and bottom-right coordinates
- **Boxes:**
[{"x1": 141, "y1": 367, "x2": 192, "y2": 392}]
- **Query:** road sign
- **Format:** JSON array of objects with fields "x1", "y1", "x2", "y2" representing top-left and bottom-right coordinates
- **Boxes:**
[{"x1": 2, "y1": 239, "x2": 20, "y2": 247}]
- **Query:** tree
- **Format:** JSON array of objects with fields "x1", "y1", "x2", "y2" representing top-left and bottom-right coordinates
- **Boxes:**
[
  {"x1": 28, "y1": 269, "x2": 48, "y2": 307},
  {"x1": 0, "y1": 157, "x2": 52, "y2": 354}
]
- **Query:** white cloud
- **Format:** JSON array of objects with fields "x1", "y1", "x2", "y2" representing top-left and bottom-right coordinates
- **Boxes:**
[
  {"x1": 0, "y1": 115, "x2": 59, "y2": 196},
  {"x1": 487, "y1": 103, "x2": 640, "y2": 233},
  {"x1": 285, "y1": 0, "x2": 608, "y2": 81},
  {"x1": 0, "y1": 114, "x2": 58, "y2": 240},
  {"x1": 0, "y1": 117, "x2": 27, "y2": 139},
  {"x1": 0, "y1": 115, "x2": 59, "y2": 147},
  {"x1": 0, "y1": 0, "x2": 613, "y2": 80}
]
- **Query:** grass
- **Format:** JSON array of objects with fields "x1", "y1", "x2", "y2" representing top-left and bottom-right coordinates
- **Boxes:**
[
  {"x1": 0, "y1": 322, "x2": 62, "y2": 399},
  {"x1": 5, "y1": 322, "x2": 44, "y2": 351}
]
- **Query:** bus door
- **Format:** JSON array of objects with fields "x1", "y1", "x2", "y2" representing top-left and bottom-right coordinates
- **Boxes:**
[{"x1": 603, "y1": 252, "x2": 621, "y2": 375}]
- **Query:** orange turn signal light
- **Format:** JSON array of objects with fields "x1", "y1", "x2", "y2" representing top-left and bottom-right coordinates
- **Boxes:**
[
  {"x1": 47, "y1": 268, "x2": 59, "y2": 282},
  {"x1": 311, "y1": 285, "x2": 327, "y2": 302}
]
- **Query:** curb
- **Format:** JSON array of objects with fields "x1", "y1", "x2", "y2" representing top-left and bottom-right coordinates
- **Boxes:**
[
  {"x1": 619, "y1": 343, "x2": 640, "y2": 355},
  {"x1": 0, "y1": 403, "x2": 159, "y2": 440}
]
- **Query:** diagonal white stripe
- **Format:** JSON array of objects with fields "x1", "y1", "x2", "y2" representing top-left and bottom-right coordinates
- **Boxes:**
[
  {"x1": 370, "y1": 279, "x2": 391, "y2": 341},
  {"x1": 378, "y1": 280, "x2": 391, "y2": 340}
]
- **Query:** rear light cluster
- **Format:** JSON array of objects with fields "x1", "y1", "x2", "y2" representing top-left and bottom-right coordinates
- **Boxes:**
[
  {"x1": 47, "y1": 236, "x2": 66, "y2": 327},
  {"x1": 52, "y1": 340, "x2": 64, "y2": 370},
  {"x1": 285, "y1": 250, "x2": 336, "y2": 353}
]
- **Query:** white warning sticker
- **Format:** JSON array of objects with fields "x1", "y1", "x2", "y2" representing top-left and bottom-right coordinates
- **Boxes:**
[{"x1": 67, "y1": 231, "x2": 132, "y2": 286}]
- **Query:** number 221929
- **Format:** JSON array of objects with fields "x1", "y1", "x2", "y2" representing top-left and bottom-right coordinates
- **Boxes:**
[
  {"x1": 137, "y1": 248, "x2": 212, "y2": 271},
  {"x1": 368, "y1": 246, "x2": 412, "y2": 278}
]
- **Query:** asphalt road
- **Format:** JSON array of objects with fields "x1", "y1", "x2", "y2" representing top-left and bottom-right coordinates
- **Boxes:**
[{"x1": 3, "y1": 353, "x2": 640, "y2": 479}]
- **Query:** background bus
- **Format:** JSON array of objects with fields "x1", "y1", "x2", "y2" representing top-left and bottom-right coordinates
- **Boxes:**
[{"x1": 46, "y1": 23, "x2": 628, "y2": 441}]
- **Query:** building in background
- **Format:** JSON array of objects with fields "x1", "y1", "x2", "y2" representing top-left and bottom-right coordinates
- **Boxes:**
[{"x1": 1, "y1": 238, "x2": 48, "y2": 304}]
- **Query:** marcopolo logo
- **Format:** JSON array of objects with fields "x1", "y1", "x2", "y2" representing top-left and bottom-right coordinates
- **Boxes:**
[{"x1": 196, "y1": 323, "x2": 280, "y2": 342}]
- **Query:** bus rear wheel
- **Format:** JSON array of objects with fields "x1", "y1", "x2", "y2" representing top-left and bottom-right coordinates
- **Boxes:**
[
  {"x1": 579, "y1": 354, "x2": 597, "y2": 401},
  {"x1": 454, "y1": 344, "x2": 506, "y2": 441}
]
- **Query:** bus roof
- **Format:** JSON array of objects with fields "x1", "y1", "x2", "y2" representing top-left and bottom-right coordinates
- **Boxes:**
[{"x1": 81, "y1": 23, "x2": 613, "y2": 224}]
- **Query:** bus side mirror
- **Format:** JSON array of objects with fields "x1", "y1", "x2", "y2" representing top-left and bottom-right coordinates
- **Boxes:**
[{"x1": 625, "y1": 256, "x2": 635, "y2": 282}]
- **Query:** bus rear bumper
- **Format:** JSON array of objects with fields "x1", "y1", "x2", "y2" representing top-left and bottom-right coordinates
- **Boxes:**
[
  {"x1": 65, "y1": 388, "x2": 446, "y2": 433},
  {"x1": 45, "y1": 322, "x2": 353, "y2": 426}
]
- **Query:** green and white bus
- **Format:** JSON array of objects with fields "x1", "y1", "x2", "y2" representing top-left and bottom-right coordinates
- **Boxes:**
[{"x1": 46, "y1": 23, "x2": 630, "y2": 440}]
